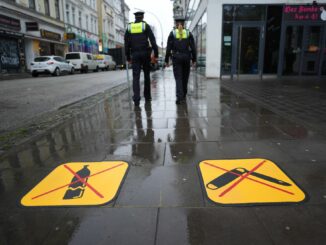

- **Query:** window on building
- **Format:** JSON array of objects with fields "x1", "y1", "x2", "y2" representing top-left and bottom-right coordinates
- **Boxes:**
[
  {"x1": 29, "y1": 0, "x2": 36, "y2": 10},
  {"x1": 86, "y1": 15, "x2": 89, "y2": 30},
  {"x1": 55, "y1": 0, "x2": 60, "y2": 20},
  {"x1": 72, "y1": 7, "x2": 76, "y2": 25},
  {"x1": 78, "y1": 11, "x2": 82, "y2": 28},
  {"x1": 66, "y1": 4, "x2": 70, "y2": 24},
  {"x1": 44, "y1": 0, "x2": 50, "y2": 16},
  {"x1": 91, "y1": 17, "x2": 93, "y2": 32},
  {"x1": 94, "y1": 19, "x2": 97, "y2": 34}
]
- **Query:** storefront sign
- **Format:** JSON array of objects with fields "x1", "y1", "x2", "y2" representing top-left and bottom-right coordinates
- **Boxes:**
[
  {"x1": 26, "y1": 22, "x2": 39, "y2": 31},
  {"x1": 40, "y1": 29, "x2": 61, "y2": 41},
  {"x1": 64, "y1": 32, "x2": 76, "y2": 40},
  {"x1": 0, "y1": 14, "x2": 20, "y2": 31},
  {"x1": 283, "y1": 5, "x2": 326, "y2": 21}
]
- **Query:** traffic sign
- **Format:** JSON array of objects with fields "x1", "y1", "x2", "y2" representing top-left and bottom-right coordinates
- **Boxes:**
[
  {"x1": 21, "y1": 161, "x2": 129, "y2": 206},
  {"x1": 198, "y1": 159, "x2": 306, "y2": 206}
]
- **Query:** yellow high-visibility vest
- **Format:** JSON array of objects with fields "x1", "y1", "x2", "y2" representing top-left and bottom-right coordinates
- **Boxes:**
[
  {"x1": 128, "y1": 22, "x2": 146, "y2": 34},
  {"x1": 173, "y1": 29, "x2": 189, "y2": 39}
]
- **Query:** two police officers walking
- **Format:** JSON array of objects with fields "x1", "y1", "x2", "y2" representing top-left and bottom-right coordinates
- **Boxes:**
[
  {"x1": 124, "y1": 12, "x2": 196, "y2": 106},
  {"x1": 124, "y1": 11, "x2": 159, "y2": 107}
]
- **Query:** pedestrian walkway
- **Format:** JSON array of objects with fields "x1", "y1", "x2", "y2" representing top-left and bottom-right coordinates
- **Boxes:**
[
  {"x1": 0, "y1": 71, "x2": 325, "y2": 244},
  {"x1": 0, "y1": 72, "x2": 30, "y2": 81}
]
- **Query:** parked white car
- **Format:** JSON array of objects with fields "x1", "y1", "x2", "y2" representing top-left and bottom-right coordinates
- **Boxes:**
[
  {"x1": 65, "y1": 52, "x2": 99, "y2": 73},
  {"x1": 31, "y1": 56, "x2": 75, "y2": 77},
  {"x1": 96, "y1": 54, "x2": 116, "y2": 71}
]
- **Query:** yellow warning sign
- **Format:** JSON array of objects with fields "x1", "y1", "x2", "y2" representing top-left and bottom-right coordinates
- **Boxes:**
[
  {"x1": 21, "y1": 161, "x2": 129, "y2": 206},
  {"x1": 198, "y1": 159, "x2": 306, "y2": 206}
]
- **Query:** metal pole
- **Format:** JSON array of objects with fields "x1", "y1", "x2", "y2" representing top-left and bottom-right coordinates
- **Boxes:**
[{"x1": 121, "y1": 0, "x2": 131, "y2": 106}]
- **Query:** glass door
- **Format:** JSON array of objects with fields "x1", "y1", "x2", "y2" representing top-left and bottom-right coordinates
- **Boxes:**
[
  {"x1": 302, "y1": 26, "x2": 323, "y2": 75},
  {"x1": 282, "y1": 26, "x2": 303, "y2": 75},
  {"x1": 232, "y1": 24, "x2": 264, "y2": 77},
  {"x1": 322, "y1": 29, "x2": 326, "y2": 76},
  {"x1": 281, "y1": 25, "x2": 324, "y2": 76}
]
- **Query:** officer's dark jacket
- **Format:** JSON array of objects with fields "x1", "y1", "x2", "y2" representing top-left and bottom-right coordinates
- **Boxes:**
[
  {"x1": 124, "y1": 20, "x2": 158, "y2": 61},
  {"x1": 165, "y1": 28, "x2": 197, "y2": 63}
]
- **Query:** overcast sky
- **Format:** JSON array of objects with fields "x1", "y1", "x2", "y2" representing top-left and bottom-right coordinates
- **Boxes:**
[{"x1": 124, "y1": 0, "x2": 174, "y2": 48}]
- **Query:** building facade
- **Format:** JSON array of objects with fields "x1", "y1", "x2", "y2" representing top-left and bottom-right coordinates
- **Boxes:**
[
  {"x1": 64, "y1": 0, "x2": 99, "y2": 53},
  {"x1": 0, "y1": 0, "x2": 66, "y2": 72},
  {"x1": 112, "y1": 0, "x2": 125, "y2": 48},
  {"x1": 0, "y1": 0, "x2": 130, "y2": 73},
  {"x1": 98, "y1": 0, "x2": 115, "y2": 52},
  {"x1": 184, "y1": 0, "x2": 326, "y2": 78}
]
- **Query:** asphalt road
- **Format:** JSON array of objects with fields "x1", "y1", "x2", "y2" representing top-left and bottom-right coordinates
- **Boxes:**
[{"x1": 0, "y1": 70, "x2": 131, "y2": 132}]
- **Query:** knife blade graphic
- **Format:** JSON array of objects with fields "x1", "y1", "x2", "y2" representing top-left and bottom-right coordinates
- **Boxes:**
[
  {"x1": 206, "y1": 167, "x2": 291, "y2": 190},
  {"x1": 247, "y1": 171, "x2": 291, "y2": 186}
]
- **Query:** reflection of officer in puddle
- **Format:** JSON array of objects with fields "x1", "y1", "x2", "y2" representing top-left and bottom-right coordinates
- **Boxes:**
[
  {"x1": 133, "y1": 104, "x2": 159, "y2": 163},
  {"x1": 168, "y1": 102, "x2": 196, "y2": 162}
]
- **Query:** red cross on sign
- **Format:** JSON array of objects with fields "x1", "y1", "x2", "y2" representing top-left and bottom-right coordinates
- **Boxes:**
[{"x1": 21, "y1": 161, "x2": 129, "y2": 206}]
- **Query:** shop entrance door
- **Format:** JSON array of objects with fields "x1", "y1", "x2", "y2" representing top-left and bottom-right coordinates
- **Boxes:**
[
  {"x1": 231, "y1": 23, "x2": 265, "y2": 78},
  {"x1": 281, "y1": 25, "x2": 324, "y2": 76}
]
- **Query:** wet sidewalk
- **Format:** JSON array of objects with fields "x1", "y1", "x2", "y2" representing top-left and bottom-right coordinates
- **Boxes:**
[{"x1": 0, "y1": 71, "x2": 326, "y2": 244}]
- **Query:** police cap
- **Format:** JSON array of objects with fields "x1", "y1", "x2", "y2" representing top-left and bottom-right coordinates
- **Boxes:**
[
  {"x1": 134, "y1": 11, "x2": 145, "y2": 17},
  {"x1": 175, "y1": 17, "x2": 186, "y2": 22}
]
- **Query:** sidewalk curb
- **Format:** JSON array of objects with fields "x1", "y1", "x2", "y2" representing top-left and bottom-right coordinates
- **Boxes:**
[{"x1": 0, "y1": 80, "x2": 131, "y2": 157}]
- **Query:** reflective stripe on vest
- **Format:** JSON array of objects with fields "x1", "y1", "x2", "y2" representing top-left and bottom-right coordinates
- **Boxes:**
[
  {"x1": 173, "y1": 29, "x2": 189, "y2": 39},
  {"x1": 128, "y1": 22, "x2": 146, "y2": 34}
]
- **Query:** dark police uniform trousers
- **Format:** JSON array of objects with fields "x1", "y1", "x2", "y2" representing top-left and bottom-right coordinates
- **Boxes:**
[
  {"x1": 172, "y1": 53, "x2": 191, "y2": 100},
  {"x1": 131, "y1": 50, "x2": 151, "y2": 102}
]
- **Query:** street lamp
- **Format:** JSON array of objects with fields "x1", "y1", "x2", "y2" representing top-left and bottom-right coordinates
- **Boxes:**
[{"x1": 134, "y1": 8, "x2": 164, "y2": 70}]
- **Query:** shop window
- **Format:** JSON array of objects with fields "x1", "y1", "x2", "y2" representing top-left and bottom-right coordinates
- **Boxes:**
[
  {"x1": 221, "y1": 23, "x2": 232, "y2": 74},
  {"x1": 234, "y1": 5, "x2": 265, "y2": 21},
  {"x1": 223, "y1": 5, "x2": 233, "y2": 22},
  {"x1": 306, "y1": 26, "x2": 321, "y2": 53},
  {"x1": 302, "y1": 26, "x2": 322, "y2": 75},
  {"x1": 283, "y1": 26, "x2": 303, "y2": 75},
  {"x1": 323, "y1": 34, "x2": 326, "y2": 75},
  {"x1": 263, "y1": 5, "x2": 282, "y2": 74}
]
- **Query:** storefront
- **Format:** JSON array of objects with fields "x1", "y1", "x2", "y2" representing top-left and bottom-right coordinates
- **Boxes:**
[
  {"x1": 0, "y1": 11, "x2": 66, "y2": 72},
  {"x1": 0, "y1": 14, "x2": 25, "y2": 73},
  {"x1": 24, "y1": 29, "x2": 66, "y2": 71},
  {"x1": 187, "y1": 0, "x2": 326, "y2": 78},
  {"x1": 65, "y1": 28, "x2": 99, "y2": 54}
]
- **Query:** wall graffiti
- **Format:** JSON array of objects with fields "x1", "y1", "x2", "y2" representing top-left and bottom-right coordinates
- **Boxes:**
[{"x1": 0, "y1": 38, "x2": 20, "y2": 69}]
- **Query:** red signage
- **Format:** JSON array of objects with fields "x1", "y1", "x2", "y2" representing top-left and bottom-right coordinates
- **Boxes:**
[{"x1": 283, "y1": 5, "x2": 326, "y2": 21}]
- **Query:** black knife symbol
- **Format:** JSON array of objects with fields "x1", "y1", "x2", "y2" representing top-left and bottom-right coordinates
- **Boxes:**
[
  {"x1": 206, "y1": 167, "x2": 291, "y2": 190},
  {"x1": 248, "y1": 171, "x2": 291, "y2": 186},
  {"x1": 206, "y1": 168, "x2": 246, "y2": 190}
]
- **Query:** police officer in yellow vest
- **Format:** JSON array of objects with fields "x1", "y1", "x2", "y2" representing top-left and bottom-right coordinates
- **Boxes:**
[
  {"x1": 124, "y1": 11, "x2": 159, "y2": 107},
  {"x1": 165, "y1": 18, "x2": 196, "y2": 104}
]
